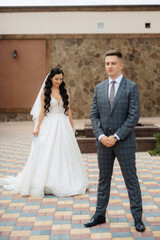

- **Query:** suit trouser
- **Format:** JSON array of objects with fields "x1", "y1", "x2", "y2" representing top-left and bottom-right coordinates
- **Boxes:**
[{"x1": 96, "y1": 144, "x2": 143, "y2": 219}]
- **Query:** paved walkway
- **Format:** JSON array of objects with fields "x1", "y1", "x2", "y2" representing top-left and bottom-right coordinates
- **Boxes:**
[{"x1": 0, "y1": 121, "x2": 160, "y2": 240}]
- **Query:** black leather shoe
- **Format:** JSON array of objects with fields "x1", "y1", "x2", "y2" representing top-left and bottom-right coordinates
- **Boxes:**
[
  {"x1": 84, "y1": 214, "x2": 105, "y2": 227},
  {"x1": 135, "y1": 218, "x2": 145, "y2": 232}
]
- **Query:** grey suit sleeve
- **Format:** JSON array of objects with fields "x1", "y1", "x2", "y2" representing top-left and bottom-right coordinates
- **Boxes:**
[
  {"x1": 115, "y1": 84, "x2": 140, "y2": 140},
  {"x1": 90, "y1": 87, "x2": 105, "y2": 139}
]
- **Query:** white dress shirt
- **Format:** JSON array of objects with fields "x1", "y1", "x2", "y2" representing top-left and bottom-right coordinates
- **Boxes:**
[
  {"x1": 98, "y1": 74, "x2": 123, "y2": 141},
  {"x1": 108, "y1": 74, "x2": 123, "y2": 100}
]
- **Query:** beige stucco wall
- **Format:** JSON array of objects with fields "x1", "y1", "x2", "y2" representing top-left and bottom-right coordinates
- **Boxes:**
[{"x1": 0, "y1": 11, "x2": 160, "y2": 34}]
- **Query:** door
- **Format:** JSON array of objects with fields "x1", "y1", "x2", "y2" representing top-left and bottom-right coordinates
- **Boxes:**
[{"x1": 0, "y1": 40, "x2": 46, "y2": 113}]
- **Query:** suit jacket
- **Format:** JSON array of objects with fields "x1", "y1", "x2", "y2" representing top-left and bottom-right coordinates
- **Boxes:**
[{"x1": 90, "y1": 76, "x2": 140, "y2": 148}]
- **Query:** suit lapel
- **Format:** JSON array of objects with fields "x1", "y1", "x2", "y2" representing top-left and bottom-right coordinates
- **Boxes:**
[{"x1": 110, "y1": 76, "x2": 127, "y2": 114}]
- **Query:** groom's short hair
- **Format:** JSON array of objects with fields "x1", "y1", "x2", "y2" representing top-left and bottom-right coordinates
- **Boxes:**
[{"x1": 105, "y1": 50, "x2": 123, "y2": 59}]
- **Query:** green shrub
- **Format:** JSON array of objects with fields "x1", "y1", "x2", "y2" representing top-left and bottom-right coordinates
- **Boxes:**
[{"x1": 148, "y1": 132, "x2": 160, "y2": 156}]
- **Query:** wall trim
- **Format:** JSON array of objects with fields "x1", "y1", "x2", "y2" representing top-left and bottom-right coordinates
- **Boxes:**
[
  {"x1": 46, "y1": 39, "x2": 52, "y2": 73},
  {"x1": 0, "y1": 33, "x2": 160, "y2": 40},
  {"x1": 0, "y1": 6, "x2": 160, "y2": 12},
  {"x1": 0, "y1": 108, "x2": 31, "y2": 113}
]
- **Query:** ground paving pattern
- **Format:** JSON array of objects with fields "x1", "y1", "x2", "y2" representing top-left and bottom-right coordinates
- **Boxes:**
[{"x1": 0, "y1": 122, "x2": 160, "y2": 240}]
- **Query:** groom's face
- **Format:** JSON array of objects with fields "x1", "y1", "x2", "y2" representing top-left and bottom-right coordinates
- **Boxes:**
[{"x1": 105, "y1": 55, "x2": 124, "y2": 80}]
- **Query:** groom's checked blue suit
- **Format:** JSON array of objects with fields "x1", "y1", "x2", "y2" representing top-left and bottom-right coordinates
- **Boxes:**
[{"x1": 90, "y1": 76, "x2": 143, "y2": 219}]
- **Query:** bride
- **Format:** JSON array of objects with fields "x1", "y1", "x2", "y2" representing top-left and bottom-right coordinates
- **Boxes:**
[{"x1": 0, "y1": 68, "x2": 88, "y2": 197}]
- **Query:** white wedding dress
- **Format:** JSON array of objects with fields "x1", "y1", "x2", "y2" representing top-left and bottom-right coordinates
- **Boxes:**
[{"x1": 0, "y1": 96, "x2": 88, "y2": 197}]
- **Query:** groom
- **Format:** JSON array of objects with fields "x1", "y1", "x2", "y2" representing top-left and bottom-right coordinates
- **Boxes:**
[{"x1": 84, "y1": 50, "x2": 145, "y2": 232}]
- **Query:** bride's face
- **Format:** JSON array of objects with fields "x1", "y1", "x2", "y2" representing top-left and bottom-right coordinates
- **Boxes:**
[{"x1": 52, "y1": 73, "x2": 63, "y2": 88}]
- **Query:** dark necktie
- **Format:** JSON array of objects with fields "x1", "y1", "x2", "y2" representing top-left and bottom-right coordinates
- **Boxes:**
[{"x1": 109, "y1": 81, "x2": 116, "y2": 108}]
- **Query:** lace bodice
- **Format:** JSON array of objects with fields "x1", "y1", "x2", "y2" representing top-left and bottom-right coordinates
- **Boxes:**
[{"x1": 49, "y1": 96, "x2": 64, "y2": 114}]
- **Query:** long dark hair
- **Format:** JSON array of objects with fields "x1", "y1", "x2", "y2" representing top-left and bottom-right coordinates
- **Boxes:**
[{"x1": 44, "y1": 68, "x2": 69, "y2": 115}]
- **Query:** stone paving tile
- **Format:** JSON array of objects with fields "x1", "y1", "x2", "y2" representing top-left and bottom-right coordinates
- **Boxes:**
[{"x1": 0, "y1": 122, "x2": 160, "y2": 239}]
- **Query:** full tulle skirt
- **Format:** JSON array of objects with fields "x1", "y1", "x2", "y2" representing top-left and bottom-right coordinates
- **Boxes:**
[{"x1": 0, "y1": 113, "x2": 88, "y2": 197}]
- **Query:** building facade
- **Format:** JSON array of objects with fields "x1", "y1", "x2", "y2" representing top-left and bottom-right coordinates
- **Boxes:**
[{"x1": 0, "y1": 5, "x2": 160, "y2": 120}]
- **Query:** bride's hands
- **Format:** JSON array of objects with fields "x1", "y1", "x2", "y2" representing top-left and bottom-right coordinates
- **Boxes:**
[
  {"x1": 72, "y1": 127, "x2": 76, "y2": 135},
  {"x1": 33, "y1": 127, "x2": 40, "y2": 137}
]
